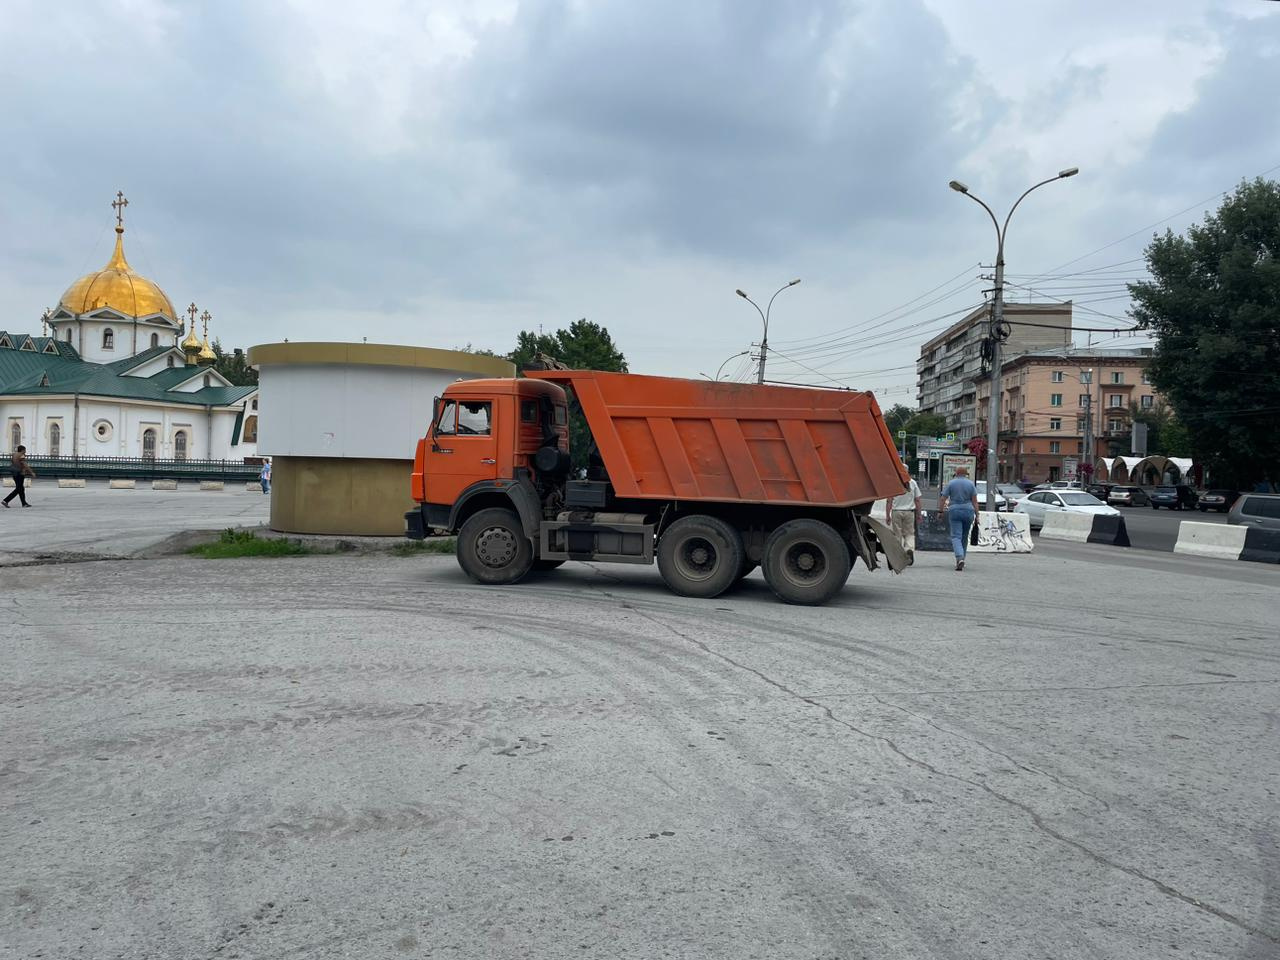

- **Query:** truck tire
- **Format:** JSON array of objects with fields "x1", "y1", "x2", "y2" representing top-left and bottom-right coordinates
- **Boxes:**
[
  {"x1": 457, "y1": 507, "x2": 534, "y2": 585},
  {"x1": 734, "y1": 558, "x2": 758, "y2": 583},
  {"x1": 762, "y1": 519, "x2": 851, "y2": 606},
  {"x1": 656, "y1": 515, "x2": 744, "y2": 599}
]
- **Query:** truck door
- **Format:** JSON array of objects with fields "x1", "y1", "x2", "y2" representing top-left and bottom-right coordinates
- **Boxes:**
[{"x1": 424, "y1": 397, "x2": 500, "y2": 506}]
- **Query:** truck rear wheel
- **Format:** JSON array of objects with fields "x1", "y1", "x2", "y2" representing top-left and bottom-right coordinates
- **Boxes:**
[
  {"x1": 457, "y1": 507, "x2": 534, "y2": 585},
  {"x1": 656, "y1": 515, "x2": 744, "y2": 599},
  {"x1": 762, "y1": 519, "x2": 851, "y2": 606}
]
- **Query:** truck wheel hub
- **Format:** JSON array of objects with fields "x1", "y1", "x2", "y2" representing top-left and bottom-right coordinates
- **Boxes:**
[
  {"x1": 785, "y1": 543, "x2": 825, "y2": 581},
  {"x1": 477, "y1": 526, "x2": 517, "y2": 567},
  {"x1": 678, "y1": 537, "x2": 717, "y2": 579}
]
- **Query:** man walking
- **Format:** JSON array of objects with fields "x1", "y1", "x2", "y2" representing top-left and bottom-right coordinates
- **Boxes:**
[
  {"x1": 3, "y1": 445, "x2": 35, "y2": 508},
  {"x1": 939, "y1": 465, "x2": 979, "y2": 572},
  {"x1": 884, "y1": 472, "x2": 923, "y2": 565},
  {"x1": 259, "y1": 458, "x2": 271, "y2": 494}
]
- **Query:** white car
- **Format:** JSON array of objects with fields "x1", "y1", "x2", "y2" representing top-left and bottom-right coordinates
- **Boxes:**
[
  {"x1": 973, "y1": 481, "x2": 1009, "y2": 511},
  {"x1": 1016, "y1": 490, "x2": 1120, "y2": 529}
]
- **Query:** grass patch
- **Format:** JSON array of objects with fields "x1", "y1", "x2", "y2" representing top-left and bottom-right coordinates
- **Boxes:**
[
  {"x1": 391, "y1": 537, "x2": 457, "y2": 556},
  {"x1": 188, "y1": 528, "x2": 311, "y2": 559}
]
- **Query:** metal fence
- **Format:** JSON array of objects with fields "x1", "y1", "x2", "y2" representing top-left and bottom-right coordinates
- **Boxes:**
[{"x1": 24, "y1": 456, "x2": 261, "y2": 483}]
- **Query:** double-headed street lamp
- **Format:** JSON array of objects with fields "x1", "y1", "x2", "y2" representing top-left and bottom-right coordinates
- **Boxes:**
[
  {"x1": 700, "y1": 350, "x2": 752, "y2": 382},
  {"x1": 736, "y1": 279, "x2": 801, "y2": 384},
  {"x1": 948, "y1": 167, "x2": 1078, "y2": 510}
]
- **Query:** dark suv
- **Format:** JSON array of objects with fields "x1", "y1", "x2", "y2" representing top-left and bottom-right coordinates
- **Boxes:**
[
  {"x1": 1197, "y1": 489, "x2": 1239, "y2": 513},
  {"x1": 1150, "y1": 485, "x2": 1198, "y2": 510}
]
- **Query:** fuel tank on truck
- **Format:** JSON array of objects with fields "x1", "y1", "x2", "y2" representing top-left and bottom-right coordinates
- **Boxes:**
[{"x1": 526, "y1": 370, "x2": 909, "y2": 508}]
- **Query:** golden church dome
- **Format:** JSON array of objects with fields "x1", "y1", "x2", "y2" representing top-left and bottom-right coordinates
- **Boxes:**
[{"x1": 59, "y1": 225, "x2": 177, "y2": 321}]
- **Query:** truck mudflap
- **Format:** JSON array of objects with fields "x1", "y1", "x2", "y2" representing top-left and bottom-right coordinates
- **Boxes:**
[{"x1": 856, "y1": 515, "x2": 909, "y2": 574}]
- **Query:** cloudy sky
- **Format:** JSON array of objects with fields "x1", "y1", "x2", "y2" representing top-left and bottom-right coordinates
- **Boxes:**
[{"x1": 2, "y1": 0, "x2": 1277, "y2": 399}]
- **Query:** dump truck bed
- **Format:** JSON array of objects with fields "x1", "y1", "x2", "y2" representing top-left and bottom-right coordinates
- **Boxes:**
[{"x1": 527, "y1": 370, "x2": 909, "y2": 507}]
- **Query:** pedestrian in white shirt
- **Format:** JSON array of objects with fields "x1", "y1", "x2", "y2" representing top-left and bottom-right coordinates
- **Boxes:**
[{"x1": 884, "y1": 476, "x2": 923, "y2": 564}]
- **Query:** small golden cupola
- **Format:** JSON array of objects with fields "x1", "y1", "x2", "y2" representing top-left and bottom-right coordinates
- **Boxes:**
[
  {"x1": 181, "y1": 303, "x2": 203, "y2": 365},
  {"x1": 197, "y1": 310, "x2": 217, "y2": 366},
  {"x1": 59, "y1": 192, "x2": 178, "y2": 321}
]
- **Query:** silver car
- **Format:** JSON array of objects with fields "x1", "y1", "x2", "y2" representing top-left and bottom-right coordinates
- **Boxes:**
[{"x1": 1227, "y1": 493, "x2": 1280, "y2": 531}]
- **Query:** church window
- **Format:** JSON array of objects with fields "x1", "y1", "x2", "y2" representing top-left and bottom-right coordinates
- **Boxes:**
[
  {"x1": 39, "y1": 374, "x2": 50, "y2": 387},
  {"x1": 174, "y1": 430, "x2": 188, "y2": 461},
  {"x1": 142, "y1": 428, "x2": 157, "y2": 461},
  {"x1": 49, "y1": 423, "x2": 60, "y2": 458},
  {"x1": 103, "y1": 328, "x2": 115, "y2": 350},
  {"x1": 203, "y1": 374, "x2": 211, "y2": 388},
  {"x1": 0, "y1": 336, "x2": 11, "y2": 348},
  {"x1": 93, "y1": 419, "x2": 113, "y2": 442},
  {"x1": 66, "y1": 329, "x2": 72, "y2": 343},
  {"x1": 251, "y1": 398, "x2": 258, "y2": 411},
  {"x1": 243, "y1": 416, "x2": 258, "y2": 444},
  {"x1": 150, "y1": 332, "x2": 160, "y2": 348},
  {"x1": 10, "y1": 422, "x2": 20, "y2": 451},
  {"x1": 19, "y1": 337, "x2": 35, "y2": 351},
  {"x1": 167, "y1": 355, "x2": 175, "y2": 368}
]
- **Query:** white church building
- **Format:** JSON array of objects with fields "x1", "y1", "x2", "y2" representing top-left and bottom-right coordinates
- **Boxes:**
[{"x1": 1, "y1": 195, "x2": 258, "y2": 462}]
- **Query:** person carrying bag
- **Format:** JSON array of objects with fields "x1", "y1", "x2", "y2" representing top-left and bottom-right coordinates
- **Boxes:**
[{"x1": 3, "y1": 445, "x2": 35, "y2": 508}]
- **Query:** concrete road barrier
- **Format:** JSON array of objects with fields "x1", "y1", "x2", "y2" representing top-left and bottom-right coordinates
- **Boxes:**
[
  {"x1": 1241, "y1": 527, "x2": 1280, "y2": 564},
  {"x1": 57, "y1": 478, "x2": 87, "y2": 488},
  {"x1": 108, "y1": 479, "x2": 136, "y2": 490},
  {"x1": 970, "y1": 511, "x2": 1033, "y2": 553},
  {"x1": 199, "y1": 481, "x2": 225, "y2": 491},
  {"x1": 152, "y1": 479, "x2": 178, "y2": 491},
  {"x1": 1174, "y1": 521, "x2": 1248, "y2": 561},
  {"x1": 1039, "y1": 512, "x2": 1095, "y2": 542},
  {"x1": 1041, "y1": 511, "x2": 1130, "y2": 545}
]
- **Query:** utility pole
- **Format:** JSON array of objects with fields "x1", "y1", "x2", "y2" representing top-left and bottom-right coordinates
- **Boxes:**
[{"x1": 949, "y1": 167, "x2": 1078, "y2": 510}]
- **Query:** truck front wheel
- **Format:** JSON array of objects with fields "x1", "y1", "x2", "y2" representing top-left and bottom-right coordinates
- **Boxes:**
[
  {"x1": 457, "y1": 507, "x2": 534, "y2": 585},
  {"x1": 762, "y1": 519, "x2": 851, "y2": 605},
  {"x1": 656, "y1": 515, "x2": 744, "y2": 599}
]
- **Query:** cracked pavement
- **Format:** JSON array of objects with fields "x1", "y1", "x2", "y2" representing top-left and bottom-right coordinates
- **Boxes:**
[{"x1": 2, "y1": 515, "x2": 1278, "y2": 958}]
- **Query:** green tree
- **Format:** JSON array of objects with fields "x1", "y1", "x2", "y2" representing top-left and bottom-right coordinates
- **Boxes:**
[
  {"x1": 1128, "y1": 400, "x2": 1193, "y2": 458},
  {"x1": 506, "y1": 319, "x2": 629, "y2": 469},
  {"x1": 1129, "y1": 178, "x2": 1280, "y2": 489},
  {"x1": 899, "y1": 412, "x2": 948, "y2": 462},
  {"x1": 882, "y1": 403, "x2": 915, "y2": 436},
  {"x1": 211, "y1": 340, "x2": 259, "y2": 386}
]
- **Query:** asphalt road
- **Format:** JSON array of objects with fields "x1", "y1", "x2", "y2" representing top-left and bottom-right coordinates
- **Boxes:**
[{"x1": 4, "y1": 546, "x2": 1278, "y2": 959}]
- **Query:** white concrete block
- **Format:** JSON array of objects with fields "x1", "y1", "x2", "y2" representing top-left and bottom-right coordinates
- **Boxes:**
[
  {"x1": 58, "y1": 478, "x2": 87, "y2": 488},
  {"x1": 969, "y1": 511, "x2": 1034, "y2": 553},
  {"x1": 1039, "y1": 511, "x2": 1094, "y2": 542},
  {"x1": 1174, "y1": 521, "x2": 1247, "y2": 561},
  {"x1": 108, "y1": 479, "x2": 136, "y2": 490},
  {"x1": 152, "y1": 479, "x2": 179, "y2": 491},
  {"x1": 199, "y1": 480, "x2": 225, "y2": 491}
]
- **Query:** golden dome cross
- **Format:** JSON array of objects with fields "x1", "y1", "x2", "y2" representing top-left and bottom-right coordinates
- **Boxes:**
[{"x1": 112, "y1": 191, "x2": 129, "y2": 229}]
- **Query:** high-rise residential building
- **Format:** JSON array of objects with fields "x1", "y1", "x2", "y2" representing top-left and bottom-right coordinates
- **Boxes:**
[
  {"x1": 916, "y1": 302, "x2": 1072, "y2": 441},
  {"x1": 978, "y1": 346, "x2": 1162, "y2": 483}
]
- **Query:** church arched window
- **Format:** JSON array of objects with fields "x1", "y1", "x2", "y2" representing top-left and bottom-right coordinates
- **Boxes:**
[
  {"x1": 167, "y1": 355, "x2": 175, "y2": 368},
  {"x1": 66, "y1": 328, "x2": 72, "y2": 343},
  {"x1": 10, "y1": 422, "x2": 20, "y2": 451},
  {"x1": 49, "y1": 423, "x2": 60, "y2": 458},
  {"x1": 150, "y1": 332, "x2": 159, "y2": 348},
  {"x1": 142, "y1": 428, "x2": 156, "y2": 461},
  {"x1": 243, "y1": 416, "x2": 258, "y2": 443},
  {"x1": 103, "y1": 328, "x2": 115, "y2": 350},
  {"x1": 174, "y1": 430, "x2": 188, "y2": 461},
  {"x1": 203, "y1": 374, "x2": 211, "y2": 388}
]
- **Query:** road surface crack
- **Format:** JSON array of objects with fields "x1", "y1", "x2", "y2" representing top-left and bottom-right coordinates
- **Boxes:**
[{"x1": 633, "y1": 606, "x2": 1280, "y2": 947}]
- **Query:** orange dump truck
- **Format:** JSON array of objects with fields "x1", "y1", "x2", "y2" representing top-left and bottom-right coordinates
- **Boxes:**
[{"x1": 406, "y1": 370, "x2": 910, "y2": 604}]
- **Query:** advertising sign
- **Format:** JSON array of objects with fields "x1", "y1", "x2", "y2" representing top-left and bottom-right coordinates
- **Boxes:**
[
  {"x1": 1063, "y1": 457, "x2": 1079, "y2": 480},
  {"x1": 941, "y1": 454, "x2": 977, "y2": 486}
]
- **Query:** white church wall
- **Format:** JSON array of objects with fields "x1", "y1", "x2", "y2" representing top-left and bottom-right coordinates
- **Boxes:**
[{"x1": 123, "y1": 349, "x2": 185, "y2": 377}]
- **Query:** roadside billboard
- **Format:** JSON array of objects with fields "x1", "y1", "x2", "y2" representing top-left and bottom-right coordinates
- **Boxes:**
[{"x1": 941, "y1": 454, "x2": 977, "y2": 486}]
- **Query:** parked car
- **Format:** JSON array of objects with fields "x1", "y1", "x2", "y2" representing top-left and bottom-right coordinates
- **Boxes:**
[
  {"x1": 1018, "y1": 480, "x2": 1039, "y2": 493},
  {"x1": 974, "y1": 481, "x2": 1009, "y2": 511},
  {"x1": 1197, "y1": 489, "x2": 1239, "y2": 513},
  {"x1": 1150, "y1": 485, "x2": 1198, "y2": 510},
  {"x1": 1227, "y1": 493, "x2": 1280, "y2": 530},
  {"x1": 1107, "y1": 485, "x2": 1150, "y2": 507},
  {"x1": 1016, "y1": 490, "x2": 1121, "y2": 530},
  {"x1": 997, "y1": 483, "x2": 1029, "y2": 504},
  {"x1": 1086, "y1": 482, "x2": 1114, "y2": 500}
]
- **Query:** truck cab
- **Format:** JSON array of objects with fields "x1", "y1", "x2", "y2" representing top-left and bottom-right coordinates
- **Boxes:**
[{"x1": 408, "y1": 377, "x2": 570, "y2": 537}]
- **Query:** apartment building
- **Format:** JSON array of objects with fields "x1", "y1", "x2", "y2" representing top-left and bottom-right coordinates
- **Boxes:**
[
  {"x1": 916, "y1": 302, "x2": 1072, "y2": 441},
  {"x1": 976, "y1": 346, "x2": 1162, "y2": 483}
]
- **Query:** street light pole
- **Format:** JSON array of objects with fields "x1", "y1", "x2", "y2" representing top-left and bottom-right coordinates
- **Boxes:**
[
  {"x1": 737, "y1": 279, "x2": 800, "y2": 384},
  {"x1": 715, "y1": 350, "x2": 751, "y2": 381},
  {"x1": 949, "y1": 167, "x2": 1078, "y2": 511}
]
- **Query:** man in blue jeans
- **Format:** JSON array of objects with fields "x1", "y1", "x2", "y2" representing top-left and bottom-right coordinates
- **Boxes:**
[{"x1": 939, "y1": 465, "x2": 980, "y2": 572}]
